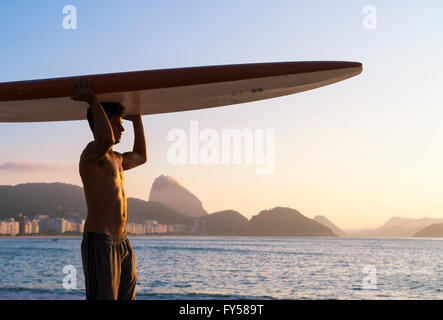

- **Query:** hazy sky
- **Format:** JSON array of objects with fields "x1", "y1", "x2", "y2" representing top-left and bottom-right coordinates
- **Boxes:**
[{"x1": 1, "y1": 1, "x2": 442, "y2": 229}]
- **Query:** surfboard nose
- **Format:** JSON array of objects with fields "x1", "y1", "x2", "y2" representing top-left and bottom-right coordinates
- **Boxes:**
[{"x1": 277, "y1": 61, "x2": 362, "y2": 74}]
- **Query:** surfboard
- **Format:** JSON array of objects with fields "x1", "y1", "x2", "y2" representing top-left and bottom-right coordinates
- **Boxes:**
[{"x1": 0, "y1": 61, "x2": 362, "y2": 123}]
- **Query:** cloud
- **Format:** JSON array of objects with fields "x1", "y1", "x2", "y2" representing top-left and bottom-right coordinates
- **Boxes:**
[{"x1": 0, "y1": 161, "x2": 76, "y2": 172}]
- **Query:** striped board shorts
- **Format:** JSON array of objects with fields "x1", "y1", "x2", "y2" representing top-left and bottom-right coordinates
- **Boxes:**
[{"x1": 81, "y1": 232, "x2": 137, "y2": 300}]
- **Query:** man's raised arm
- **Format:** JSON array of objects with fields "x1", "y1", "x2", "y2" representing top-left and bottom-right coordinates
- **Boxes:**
[
  {"x1": 121, "y1": 114, "x2": 147, "y2": 170},
  {"x1": 72, "y1": 79, "x2": 115, "y2": 159}
]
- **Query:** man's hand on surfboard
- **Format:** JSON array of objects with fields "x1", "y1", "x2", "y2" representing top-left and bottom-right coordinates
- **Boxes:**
[
  {"x1": 123, "y1": 114, "x2": 141, "y2": 122},
  {"x1": 71, "y1": 79, "x2": 98, "y2": 104}
]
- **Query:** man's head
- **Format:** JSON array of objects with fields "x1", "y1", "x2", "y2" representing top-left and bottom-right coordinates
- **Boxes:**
[{"x1": 87, "y1": 102, "x2": 125, "y2": 144}]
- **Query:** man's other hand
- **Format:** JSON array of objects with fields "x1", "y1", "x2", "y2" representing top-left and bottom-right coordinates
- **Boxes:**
[{"x1": 124, "y1": 114, "x2": 142, "y2": 122}]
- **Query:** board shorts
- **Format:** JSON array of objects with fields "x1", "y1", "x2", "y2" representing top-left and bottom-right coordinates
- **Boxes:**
[{"x1": 81, "y1": 232, "x2": 137, "y2": 300}]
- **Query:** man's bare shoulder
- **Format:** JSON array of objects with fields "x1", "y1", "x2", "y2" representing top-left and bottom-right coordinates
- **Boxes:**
[
  {"x1": 80, "y1": 142, "x2": 95, "y2": 159},
  {"x1": 80, "y1": 141, "x2": 106, "y2": 166}
]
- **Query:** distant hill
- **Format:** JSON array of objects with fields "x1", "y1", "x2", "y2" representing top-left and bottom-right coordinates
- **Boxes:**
[
  {"x1": 247, "y1": 207, "x2": 336, "y2": 236},
  {"x1": 200, "y1": 210, "x2": 249, "y2": 235},
  {"x1": 345, "y1": 217, "x2": 443, "y2": 237},
  {"x1": 314, "y1": 215, "x2": 346, "y2": 237},
  {"x1": 370, "y1": 217, "x2": 443, "y2": 237},
  {"x1": 149, "y1": 175, "x2": 208, "y2": 218},
  {"x1": 0, "y1": 182, "x2": 193, "y2": 225},
  {"x1": 414, "y1": 224, "x2": 443, "y2": 238},
  {"x1": 127, "y1": 199, "x2": 194, "y2": 225},
  {"x1": 199, "y1": 208, "x2": 337, "y2": 236},
  {"x1": 0, "y1": 182, "x2": 86, "y2": 219}
]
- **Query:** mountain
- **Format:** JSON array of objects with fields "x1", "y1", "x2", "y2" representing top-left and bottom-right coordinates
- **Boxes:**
[
  {"x1": 246, "y1": 207, "x2": 336, "y2": 236},
  {"x1": 369, "y1": 217, "x2": 443, "y2": 237},
  {"x1": 200, "y1": 210, "x2": 249, "y2": 235},
  {"x1": 314, "y1": 215, "x2": 347, "y2": 237},
  {"x1": 0, "y1": 182, "x2": 193, "y2": 225},
  {"x1": 414, "y1": 224, "x2": 443, "y2": 238},
  {"x1": 149, "y1": 175, "x2": 208, "y2": 218},
  {"x1": 200, "y1": 208, "x2": 338, "y2": 236},
  {"x1": 345, "y1": 217, "x2": 443, "y2": 237},
  {"x1": 0, "y1": 182, "x2": 86, "y2": 219}
]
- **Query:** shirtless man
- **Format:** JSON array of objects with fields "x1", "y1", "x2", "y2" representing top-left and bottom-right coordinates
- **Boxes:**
[{"x1": 72, "y1": 79, "x2": 147, "y2": 300}]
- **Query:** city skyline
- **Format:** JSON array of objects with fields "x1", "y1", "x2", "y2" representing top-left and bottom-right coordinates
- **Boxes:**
[
  {"x1": 0, "y1": 215, "x2": 195, "y2": 236},
  {"x1": 1, "y1": 1, "x2": 443, "y2": 229}
]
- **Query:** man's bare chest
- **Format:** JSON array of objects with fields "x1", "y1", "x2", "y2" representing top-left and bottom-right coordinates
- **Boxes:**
[{"x1": 97, "y1": 153, "x2": 124, "y2": 181}]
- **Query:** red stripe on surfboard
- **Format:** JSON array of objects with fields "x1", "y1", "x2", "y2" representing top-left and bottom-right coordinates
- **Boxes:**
[{"x1": 0, "y1": 61, "x2": 362, "y2": 102}]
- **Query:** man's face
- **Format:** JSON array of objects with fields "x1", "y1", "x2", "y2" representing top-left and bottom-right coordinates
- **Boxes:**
[{"x1": 110, "y1": 115, "x2": 124, "y2": 144}]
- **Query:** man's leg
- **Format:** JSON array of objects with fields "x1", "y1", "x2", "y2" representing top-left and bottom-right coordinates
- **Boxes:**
[
  {"x1": 117, "y1": 238, "x2": 137, "y2": 300},
  {"x1": 81, "y1": 233, "x2": 120, "y2": 300}
]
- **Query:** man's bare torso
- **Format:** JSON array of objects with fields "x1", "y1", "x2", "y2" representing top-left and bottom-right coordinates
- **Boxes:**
[{"x1": 79, "y1": 141, "x2": 127, "y2": 235}]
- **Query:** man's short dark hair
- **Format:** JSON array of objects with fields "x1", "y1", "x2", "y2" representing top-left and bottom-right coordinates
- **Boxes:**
[{"x1": 87, "y1": 102, "x2": 125, "y2": 134}]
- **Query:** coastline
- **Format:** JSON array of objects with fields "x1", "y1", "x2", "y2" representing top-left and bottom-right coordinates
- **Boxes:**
[
  {"x1": 1, "y1": 234, "x2": 441, "y2": 240},
  {"x1": 0, "y1": 235, "x2": 81, "y2": 239}
]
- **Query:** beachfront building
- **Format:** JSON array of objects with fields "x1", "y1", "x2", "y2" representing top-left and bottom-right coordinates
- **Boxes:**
[
  {"x1": 37, "y1": 216, "x2": 84, "y2": 234},
  {"x1": 79, "y1": 219, "x2": 85, "y2": 233},
  {"x1": 144, "y1": 219, "x2": 170, "y2": 234},
  {"x1": 31, "y1": 219, "x2": 39, "y2": 234},
  {"x1": 24, "y1": 220, "x2": 32, "y2": 234},
  {"x1": 0, "y1": 215, "x2": 40, "y2": 235},
  {"x1": 48, "y1": 218, "x2": 65, "y2": 233},
  {"x1": 125, "y1": 222, "x2": 146, "y2": 235},
  {"x1": 144, "y1": 219, "x2": 157, "y2": 234},
  {"x1": 37, "y1": 216, "x2": 50, "y2": 233},
  {"x1": 63, "y1": 219, "x2": 79, "y2": 233},
  {"x1": 19, "y1": 218, "x2": 40, "y2": 234},
  {"x1": 0, "y1": 219, "x2": 20, "y2": 236},
  {"x1": 171, "y1": 224, "x2": 189, "y2": 234},
  {"x1": 192, "y1": 219, "x2": 206, "y2": 236}
]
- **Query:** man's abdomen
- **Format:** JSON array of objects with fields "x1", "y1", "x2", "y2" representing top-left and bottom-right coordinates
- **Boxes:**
[{"x1": 84, "y1": 197, "x2": 127, "y2": 235}]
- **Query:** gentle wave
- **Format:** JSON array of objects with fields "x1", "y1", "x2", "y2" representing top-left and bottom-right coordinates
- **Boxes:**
[
  {"x1": 135, "y1": 292, "x2": 275, "y2": 300},
  {"x1": 0, "y1": 247, "x2": 72, "y2": 253},
  {"x1": 0, "y1": 287, "x2": 274, "y2": 300},
  {"x1": 134, "y1": 244, "x2": 326, "y2": 256}
]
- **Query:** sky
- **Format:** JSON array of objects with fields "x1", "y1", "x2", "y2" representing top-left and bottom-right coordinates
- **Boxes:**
[{"x1": 1, "y1": 1, "x2": 443, "y2": 229}]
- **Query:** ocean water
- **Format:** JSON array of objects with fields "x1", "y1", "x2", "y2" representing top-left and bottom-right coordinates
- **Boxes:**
[{"x1": 0, "y1": 236, "x2": 442, "y2": 300}]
